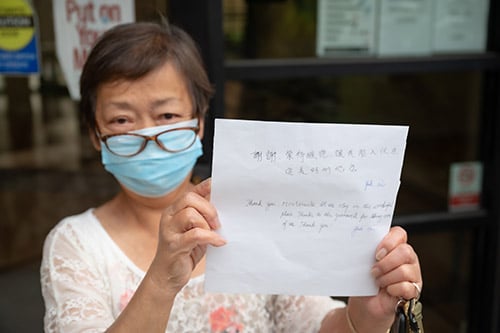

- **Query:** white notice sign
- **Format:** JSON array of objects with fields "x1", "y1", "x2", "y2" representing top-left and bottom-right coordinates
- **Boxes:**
[
  {"x1": 377, "y1": 0, "x2": 433, "y2": 56},
  {"x1": 316, "y1": 0, "x2": 376, "y2": 56},
  {"x1": 206, "y1": 119, "x2": 408, "y2": 296},
  {"x1": 432, "y1": 0, "x2": 490, "y2": 53}
]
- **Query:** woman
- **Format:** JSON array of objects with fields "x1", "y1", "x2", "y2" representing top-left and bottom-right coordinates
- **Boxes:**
[{"x1": 41, "y1": 21, "x2": 422, "y2": 332}]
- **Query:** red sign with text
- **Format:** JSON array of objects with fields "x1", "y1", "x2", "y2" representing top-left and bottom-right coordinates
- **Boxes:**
[{"x1": 53, "y1": 0, "x2": 134, "y2": 99}]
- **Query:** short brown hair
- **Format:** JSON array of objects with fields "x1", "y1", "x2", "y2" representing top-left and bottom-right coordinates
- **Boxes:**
[{"x1": 79, "y1": 21, "x2": 214, "y2": 131}]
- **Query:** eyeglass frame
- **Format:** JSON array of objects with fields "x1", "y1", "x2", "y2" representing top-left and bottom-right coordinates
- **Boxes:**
[{"x1": 97, "y1": 125, "x2": 200, "y2": 157}]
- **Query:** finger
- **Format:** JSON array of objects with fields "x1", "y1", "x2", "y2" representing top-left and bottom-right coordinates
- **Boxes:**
[
  {"x1": 163, "y1": 228, "x2": 226, "y2": 266},
  {"x1": 373, "y1": 261, "x2": 420, "y2": 290},
  {"x1": 375, "y1": 226, "x2": 407, "y2": 261},
  {"x1": 192, "y1": 177, "x2": 212, "y2": 200},
  {"x1": 167, "y1": 190, "x2": 220, "y2": 230},
  {"x1": 172, "y1": 206, "x2": 213, "y2": 233},
  {"x1": 371, "y1": 242, "x2": 422, "y2": 299},
  {"x1": 180, "y1": 227, "x2": 227, "y2": 249},
  {"x1": 373, "y1": 243, "x2": 418, "y2": 277},
  {"x1": 189, "y1": 244, "x2": 207, "y2": 270},
  {"x1": 191, "y1": 244, "x2": 207, "y2": 262},
  {"x1": 385, "y1": 281, "x2": 422, "y2": 301}
]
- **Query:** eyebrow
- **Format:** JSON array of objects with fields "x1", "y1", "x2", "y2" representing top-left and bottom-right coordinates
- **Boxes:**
[
  {"x1": 150, "y1": 98, "x2": 178, "y2": 110},
  {"x1": 107, "y1": 101, "x2": 134, "y2": 110},
  {"x1": 107, "y1": 98, "x2": 180, "y2": 111}
]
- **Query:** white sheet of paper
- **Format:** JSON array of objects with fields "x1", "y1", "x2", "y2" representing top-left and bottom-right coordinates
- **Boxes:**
[{"x1": 205, "y1": 119, "x2": 408, "y2": 296}]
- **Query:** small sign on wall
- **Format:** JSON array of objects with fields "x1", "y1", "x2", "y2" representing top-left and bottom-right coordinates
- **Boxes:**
[
  {"x1": 316, "y1": 0, "x2": 377, "y2": 56},
  {"x1": 448, "y1": 161, "x2": 483, "y2": 212},
  {"x1": 432, "y1": 0, "x2": 489, "y2": 53},
  {"x1": 0, "y1": 0, "x2": 40, "y2": 75},
  {"x1": 376, "y1": 0, "x2": 433, "y2": 56}
]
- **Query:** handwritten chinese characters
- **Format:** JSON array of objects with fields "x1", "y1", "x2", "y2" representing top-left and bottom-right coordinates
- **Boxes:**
[
  {"x1": 250, "y1": 145, "x2": 401, "y2": 177},
  {"x1": 252, "y1": 146, "x2": 401, "y2": 163}
]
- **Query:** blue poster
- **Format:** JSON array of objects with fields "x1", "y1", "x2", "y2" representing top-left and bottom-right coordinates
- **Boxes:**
[{"x1": 0, "y1": 0, "x2": 40, "y2": 75}]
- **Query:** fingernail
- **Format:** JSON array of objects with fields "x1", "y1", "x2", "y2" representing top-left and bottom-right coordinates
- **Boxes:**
[
  {"x1": 217, "y1": 236, "x2": 227, "y2": 246},
  {"x1": 371, "y1": 267, "x2": 381, "y2": 278},
  {"x1": 375, "y1": 248, "x2": 387, "y2": 261},
  {"x1": 212, "y1": 216, "x2": 221, "y2": 230}
]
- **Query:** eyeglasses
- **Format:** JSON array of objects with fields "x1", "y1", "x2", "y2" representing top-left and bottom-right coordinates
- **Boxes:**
[{"x1": 99, "y1": 126, "x2": 199, "y2": 157}]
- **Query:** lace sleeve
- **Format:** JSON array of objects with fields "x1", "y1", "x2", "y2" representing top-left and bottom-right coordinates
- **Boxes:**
[
  {"x1": 269, "y1": 294, "x2": 345, "y2": 333},
  {"x1": 40, "y1": 221, "x2": 114, "y2": 333}
]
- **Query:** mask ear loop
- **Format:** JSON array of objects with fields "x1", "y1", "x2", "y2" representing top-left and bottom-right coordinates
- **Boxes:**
[{"x1": 90, "y1": 123, "x2": 105, "y2": 152}]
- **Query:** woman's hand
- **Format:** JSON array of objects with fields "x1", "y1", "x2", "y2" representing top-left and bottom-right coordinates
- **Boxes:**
[
  {"x1": 347, "y1": 226, "x2": 422, "y2": 332},
  {"x1": 149, "y1": 178, "x2": 226, "y2": 294}
]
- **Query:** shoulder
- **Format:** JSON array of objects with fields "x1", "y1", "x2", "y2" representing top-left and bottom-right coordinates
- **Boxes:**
[
  {"x1": 44, "y1": 208, "x2": 97, "y2": 239},
  {"x1": 42, "y1": 209, "x2": 100, "y2": 259},
  {"x1": 55, "y1": 208, "x2": 97, "y2": 228},
  {"x1": 41, "y1": 208, "x2": 113, "y2": 287}
]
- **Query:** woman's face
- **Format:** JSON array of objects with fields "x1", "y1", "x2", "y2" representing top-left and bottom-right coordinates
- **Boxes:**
[{"x1": 93, "y1": 62, "x2": 204, "y2": 145}]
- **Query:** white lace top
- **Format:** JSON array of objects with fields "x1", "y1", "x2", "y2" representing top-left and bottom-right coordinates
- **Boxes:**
[{"x1": 41, "y1": 209, "x2": 344, "y2": 333}]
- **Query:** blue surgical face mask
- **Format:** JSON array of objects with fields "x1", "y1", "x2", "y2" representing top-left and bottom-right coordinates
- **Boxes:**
[{"x1": 100, "y1": 119, "x2": 203, "y2": 197}]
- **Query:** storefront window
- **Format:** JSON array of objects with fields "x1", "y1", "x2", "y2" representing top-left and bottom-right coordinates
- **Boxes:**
[{"x1": 222, "y1": 1, "x2": 489, "y2": 331}]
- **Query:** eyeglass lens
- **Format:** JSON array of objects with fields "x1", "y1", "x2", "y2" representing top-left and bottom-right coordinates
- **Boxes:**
[
  {"x1": 106, "y1": 128, "x2": 197, "y2": 156},
  {"x1": 157, "y1": 129, "x2": 197, "y2": 151}
]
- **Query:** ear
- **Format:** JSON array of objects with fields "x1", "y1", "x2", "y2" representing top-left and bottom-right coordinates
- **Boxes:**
[{"x1": 89, "y1": 128, "x2": 102, "y2": 151}]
